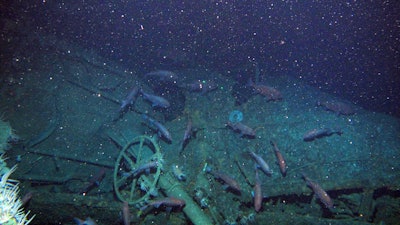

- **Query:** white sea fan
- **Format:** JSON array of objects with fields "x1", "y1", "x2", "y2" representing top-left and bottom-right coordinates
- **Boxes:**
[{"x1": 0, "y1": 166, "x2": 34, "y2": 225}]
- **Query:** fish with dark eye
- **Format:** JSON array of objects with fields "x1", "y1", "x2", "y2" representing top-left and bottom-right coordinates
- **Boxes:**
[
  {"x1": 270, "y1": 140, "x2": 287, "y2": 177},
  {"x1": 180, "y1": 79, "x2": 218, "y2": 94},
  {"x1": 79, "y1": 168, "x2": 106, "y2": 195},
  {"x1": 205, "y1": 166, "x2": 241, "y2": 194},
  {"x1": 301, "y1": 173, "x2": 334, "y2": 209},
  {"x1": 139, "y1": 197, "x2": 186, "y2": 212},
  {"x1": 248, "y1": 79, "x2": 282, "y2": 101},
  {"x1": 226, "y1": 121, "x2": 256, "y2": 138},
  {"x1": 183, "y1": 119, "x2": 193, "y2": 143},
  {"x1": 248, "y1": 151, "x2": 273, "y2": 176},
  {"x1": 316, "y1": 100, "x2": 355, "y2": 116},
  {"x1": 180, "y1": 119, "x2": 203, "y2": 154},
  {"x1": 125, "y1": 160, "x2": 160, "y2": 178},
  {"x1": 142, "y1": 114, "x2": 172, "y2": 142},
  {"x1": 253, "y1": 167, "x2": 263, "y2": 212},
  {"x1": 120, "y1": 85, "x2": 140, "y2": 111},
  {"x1": 144, "y1": 70, "x2": 178, "y2": 82},
  {"x1": 303, "y1": 128, "x2": 342, "y2": 142},
  {"x1": 141, "y1": 90, "x2": 170, "y2": 108}
]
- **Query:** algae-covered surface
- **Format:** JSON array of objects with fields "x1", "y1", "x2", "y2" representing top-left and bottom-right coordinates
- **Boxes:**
[
  {"x1": 1, "y1": 10, "x2": 399, "y2": 225},
  {"x1": 1, "y1": 41, "x2": 399, "y2": 225}
]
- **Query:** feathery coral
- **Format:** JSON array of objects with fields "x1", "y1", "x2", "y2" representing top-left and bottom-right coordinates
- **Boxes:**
[{"x1": 0, "y1": 166, "x2": 34, "y2": 225}]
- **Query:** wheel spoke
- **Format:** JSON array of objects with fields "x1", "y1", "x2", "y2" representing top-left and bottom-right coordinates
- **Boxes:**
[
  {"x1": 113, "y1": 135, "x2": 162, "y2": 204},
  {"x1": 121, "y1": 152, "x2": 136, "y2": 167}
]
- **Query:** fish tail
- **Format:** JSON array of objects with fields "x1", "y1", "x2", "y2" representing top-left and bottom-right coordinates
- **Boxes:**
[
  {"x1": 120, "y1": 100, "x2": 127, "y2": 109},
  {"x1": 254, "y1": 163, "x2": 259, "y2": 171},
  {"x1": 73, "y1": 218, "x2": 84, "y2": 225},
  {"x1": 142, "y1": 114, "x2": 155, "y2": 125},
  {"x1": 246, "y1": 78, "x2": 255, "y2": 86},
  {"x1": 204, "y1": 165, "x2": 212, "y2": 173},
  {"x1": 153, "y1": 202, "x2": 163, "y2": 208},
  {"x1": 269, "y1": 140, "x2": 274, "y2": 146},
  {"x1": 138, "y1": 204, "x2": 149, "y2": 214},
  {"x1": 300, "y1": 172, "x2": 308, "y2": 181}
]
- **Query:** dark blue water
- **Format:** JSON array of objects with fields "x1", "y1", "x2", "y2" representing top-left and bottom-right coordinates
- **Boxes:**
[{"x1": 6, "y1": 0, "x2": 399, "y2": 117}]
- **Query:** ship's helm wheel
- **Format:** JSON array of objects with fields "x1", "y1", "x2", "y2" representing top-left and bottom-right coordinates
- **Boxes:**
[{"x1": 113, "y1": 135, "x2": 162, "y2": 204}]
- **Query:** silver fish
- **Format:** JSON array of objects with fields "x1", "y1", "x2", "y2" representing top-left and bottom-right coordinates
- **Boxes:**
[
  {"x1": 120, "y1": 86, "x2": 140, "y2": 111},
  {"x1": 140, "y1": 197, "x2": 185, "y2": 211},
  {"x1": 145, "y1": 70, "x2": 178, "y2": 82},
  {"x1": 249, "y1": 151, "x2": 272, "y2": 176},
  {"x1": 141, "y1": 90, "x2": 170, "y2": 108},
  {"x1": 181, "y1": 80, "x2": 218, "y2": 94},
  {"x1": 142, "y1": 114, "x2": 172, "y2": 142},
  {"x1": 254, "y1": 168, "x2": 263, "y2": 212},
  {"x1": 301, "y1": 173, "x2": 334, "y2": 209},
  {"x1": 303, "y1": 128, "x2": 342, "y2": 142},
  {"x1": 126, "y1": 161, "x2": 159, "y2": 178},
  {"x1": 205, "y1": 166, "x2": 241, "y2": 193}
]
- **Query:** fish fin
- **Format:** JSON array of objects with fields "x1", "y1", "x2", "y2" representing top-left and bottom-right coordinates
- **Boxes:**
[
  {"x1": 166, "y1": 207, "x2": 172, "y2": 219},
  {"x1": 246, "y1": 78, "x2": 255, "y2": 87},
  {"x1": 112, "y1": 111, "x2": 124, "y2": 122},
  {"x1": 120, "y1": 100, "x2": 127, "y2": 110},
  {"x1": 152, "y1": 202, "x2": 163, "y2": 208},
  {"x1": 300, "y1": 172, "x2": 308, "y2": 180},
  {"x1": 85, "y1": 218, "x2": 97, "y2": 225},
  {"x1": 204, "y1": 165, "x2": 212, "y2": 173},
  {"x1": 253, "y1": 163, "x2": 258, "y2": 170},
  {"x1": 139, "y1": 205, "x2": 148, "y2": 212},
  {"x1": 73, "y1": 218, "x2": 84, "y2": 225},
  {"x1": 178, "y1": 175, "x2": 185, "y2": 181},
  {"x1": 192, "y1": 128, "x2": 203, "y2": 138}
]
